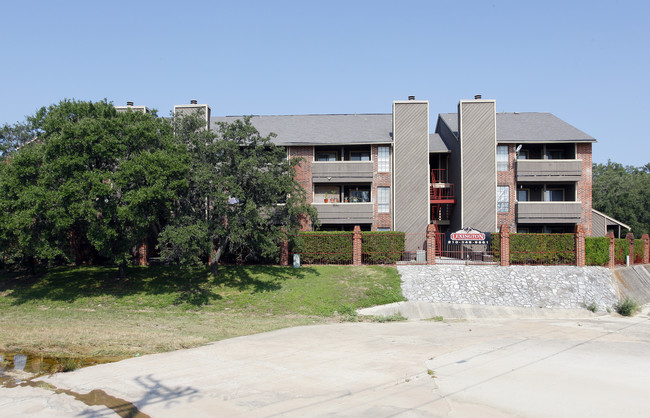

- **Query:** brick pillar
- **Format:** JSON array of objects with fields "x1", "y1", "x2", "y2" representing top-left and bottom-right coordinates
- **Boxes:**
[
  {"x1": 608, "y1": 231, "x2": 615, "y2": 269},
  {"x1": 426, "y1": 223, "x2": 438, "y2": 265},
  {"x1": 280, "y1": 240, "x2": 288, "y2": 266},
  {"x1": 575, "y1": 224, "x2": 585, "y2": 267},
  {"x1": 499, "y1": 225, "x2": 510, "y2": 267},
  {"x1": 642, "y1": 234, "x2": 649, "y2": 264},
  {"x1": 626, "y1": 232, "x2": 635, "y2": 265},
  {"x1": 353, "y1": 225, "x2": 362, "y2": 266},
  {"x1": 137, "y1": 243, "x2": 148, "y2": 266}
]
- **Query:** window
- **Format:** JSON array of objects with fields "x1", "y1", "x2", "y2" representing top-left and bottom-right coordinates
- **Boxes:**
[
  {"x1": 378, "y1": 146, "x2": 390, "y2": 172},
  {"x1": 545, "y1": 188, "x2": 564, "y2": 202},
  {"x1": 497, "y1": 145, "x2": 509, "y2": 171},
  {"x1": 349, "y1": 151, "x2": 370, "y2": 161},
  {"x1": 377, "y1": 187, "x2": 390, "y2": 213},
  {"x1": 497, "y1": 186, "x2": 509, "y2": 212},
  {"x1": 377, "y1": 227, "x2": 390, "y2": 231},
  {"x1": 316, "y1": 151, "x2": 337, "y2": 161},
  {"x1": 517, "y1": 149, "x2": 528, "y2": 159}
]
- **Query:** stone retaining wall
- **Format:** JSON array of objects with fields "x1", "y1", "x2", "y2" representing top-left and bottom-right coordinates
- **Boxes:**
[{"x1": 398, "y1": 265, "x2": 617, "y2": 311}]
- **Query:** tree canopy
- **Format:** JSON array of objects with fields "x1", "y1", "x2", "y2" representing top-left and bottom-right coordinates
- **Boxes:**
[
  {"x1": 0, "y1": 100, "x2": 188, "y2": 276},
  {"x1": 1, "y1": 100, "x2": 316, "y2": 276},
  {"x1": 158, "y1": 113, "x2": 317, "y2": 273},
  {"x1": 592, "y1": 161, "x2": 650, "y2": 236}
]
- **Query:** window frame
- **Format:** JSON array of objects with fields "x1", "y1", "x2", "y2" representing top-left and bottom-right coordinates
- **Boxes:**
[
  {"x1": 377, "y1": 145, "x2": 390, "y2": 172},
  {"x1": 497, "y1": 145, "x2": 509, "y2": 171},
  {"x1": 497, "y1": 185, "x2": 510, "y2": 212},
  {"x1": 377, "y1": 186, "x2": 390, "y2": 213}
]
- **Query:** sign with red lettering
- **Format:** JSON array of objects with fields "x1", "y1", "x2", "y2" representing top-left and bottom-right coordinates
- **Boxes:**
[{"x1": 446, "y1": 227, "x2": 490, "y2": 245}]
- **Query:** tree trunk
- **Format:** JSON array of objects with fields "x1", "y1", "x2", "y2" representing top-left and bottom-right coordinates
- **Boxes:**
[
  {"x1": 118, "y1": 261, "x2": 128, "y2": 279},
  {"x1": 210, "y1": 236, "x2": 228, "y2": 275}
]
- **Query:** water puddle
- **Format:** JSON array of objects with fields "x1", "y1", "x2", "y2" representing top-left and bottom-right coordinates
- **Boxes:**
[{"x1": 1, "y1": 352, "x2": 149, "y2": 417}]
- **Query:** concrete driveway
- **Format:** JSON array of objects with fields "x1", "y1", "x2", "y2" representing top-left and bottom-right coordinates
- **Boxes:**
[{"x1": 2, "y1": 310, "x2": 650, "y2": 417}]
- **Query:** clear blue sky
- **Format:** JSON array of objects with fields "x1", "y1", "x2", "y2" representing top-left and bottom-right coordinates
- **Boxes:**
[{"x1": 1, "y1": 0, "x2": 648, "y2": 167}]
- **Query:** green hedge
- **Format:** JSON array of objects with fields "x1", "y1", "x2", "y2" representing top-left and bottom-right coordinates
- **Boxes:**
[
  {"x1": 292, "y1": 231, "x2": 406, "y2": 265},
  {"x1": 361, "y1": 232, "x2": 405, "y2": 264},
  {"x1": 585, "y1": 237, "x2": 610, "y2": 266},
  {"x1": 509, "y1": 233, "x2": 575, "y2": 265},
  {"x1": 634, "y1": 239, "x2": 644, "y2": 263},
  {"x1": 294, "y1": 232, "x2": 353, "y2": 264},
  {"x1": 490, "y1": 234, "x2": 501, "y2": 262}
]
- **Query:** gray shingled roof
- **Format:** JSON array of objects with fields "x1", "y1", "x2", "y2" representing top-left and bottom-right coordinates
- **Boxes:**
[
  {"x1": 438, "y1": 112, "x2": 596, "y2": 143},
  {"x1": 429, "y1": 133, "x2": 450, "y2": 152},
  {"x1": 210, "y1": 114, "x2": 393, "y2": 146}
]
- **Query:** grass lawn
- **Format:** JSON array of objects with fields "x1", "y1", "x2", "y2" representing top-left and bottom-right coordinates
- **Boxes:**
[{"x1": 0, "y1": 265, "x2": 404, "y2": 358}]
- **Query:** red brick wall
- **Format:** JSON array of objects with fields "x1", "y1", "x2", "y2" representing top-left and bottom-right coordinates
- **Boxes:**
[
  {"x1": 289, "y1": 146, "x2": 313, "y2": 230},
  {"x1": 497, "y1": 144, "x2": 516, "y2": 232},
  {"x1": 576, "y1": 143, "x2": 593, "y2": 236},
  {"x1": 372, "y1": 145, "x2": 392, "y2": 230}
]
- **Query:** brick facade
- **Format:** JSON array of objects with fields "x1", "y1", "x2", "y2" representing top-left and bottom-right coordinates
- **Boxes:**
[
  {"x1": 289, "y1": 146, "x2": 314, "y2": 231},
  {"x1": 371, "y1": 145, "x2": 392, "y2": 230},
  {"x1": 497, "y1": 144, "x2": 516, "y2": 231},
  {"x1": 288, "y1": 144, "x2": 393, "y2": 231}
]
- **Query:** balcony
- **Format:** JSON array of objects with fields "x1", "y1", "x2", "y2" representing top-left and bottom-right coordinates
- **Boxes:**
[
  {"x1": 430, "y1": 169, "x2": 455, "y2": 203},
  {"x1": 516, "y1": 160, "x2": 583, "y2": 182},
  {"x1": 312, "y1": 202, "x2": 374, "y2": 224},
  {"x1": 312, "y1": 161, "x2": 374, "y2": 183},
  {"x1": 516, "y1": 202, "x2": 583, "y2": 224}
]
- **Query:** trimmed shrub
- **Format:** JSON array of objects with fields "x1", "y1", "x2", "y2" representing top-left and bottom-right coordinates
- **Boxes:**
[
  {"x1": 509, "y1": 233, "x2": 575, "y2": 265},
  {"x1": 634, "y1": 239, "x2": 644, "y2": 263},
  {"x1": 585, "y1": 237, "x2": 610, "y2": 266},
  {"x1": 490, "y1": 233, "x2": 501, "y2": 262},
  {"x1": 361, "y1": 231, "x2": 405, "y2": 264},
  {"x1": 293, "y1": 232, "x2": 353, "y2": 264}
]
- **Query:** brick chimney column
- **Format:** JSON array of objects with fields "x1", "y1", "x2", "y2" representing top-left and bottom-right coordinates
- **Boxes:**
[
  {"x1": 138, "y1": 243, "x2": 148, "y2": 266},
  {"x1": 353, "y1": 226, "x2": 362, "y2": 266},
  {"x1": 575, "y1": 225, "x2": 585, "y2": 267},
  {"x1": 426, "y1": 224, "x2": 438, "y2": 265},
  {"x1": 499, "y1": 225, "x2": 510, "y2": 267},
  {"x1": 642, "y1": 234, "x2": 649, "y2": 264},
  {"x1": 608, "y1": 231, "x2": 615, "y2": 269}
]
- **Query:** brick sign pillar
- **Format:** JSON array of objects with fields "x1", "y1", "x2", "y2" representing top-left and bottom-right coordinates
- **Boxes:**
[
  {"x1": 353, "y1": 225, "x2": 362, "y2": 266},
  {"x1": 426, "y1": 223, "x2": 438, "y2": 265},
  {"x1": 608, "y1": 231, "x2": 615, "y2": 269},
  {"x1": 137, "y1": 243, "x2": 148, "y2": 266},
  {"x1": 642, "y1": 234, "x2": 650, "y2": 264},
  {"x1": 575, "y1": 224, "x2": 586, "y2": 267},
  {"x1": 499, "y1": 225, "x2": 510, "y2": 267},
  {"x1": 280, "y1": 240, "x2": 289, "y2": 266},
  {"x1": 626, "y1": 232, "x2": 635, "y2": 265}
]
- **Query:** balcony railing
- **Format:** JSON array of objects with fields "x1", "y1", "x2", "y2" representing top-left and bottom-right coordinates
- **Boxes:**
[
  {"x1": 516, "y1": 160, "x2": 583, "y2": 182},
  {"x1": 312, "y1": 202, "x2": 374, "y2": 224},
  {"x1": 430, "y1": 184, "x2": 455, "y2": 202},
  {"x1": 516, "y1": 201, "x2": 583, "y2": 223},
  {"x1": 430, "y1": 169, "x2": 455, "y2": 203},
  {"x1": 312, "y1": 161, "x2": 374, "y2": 182}
]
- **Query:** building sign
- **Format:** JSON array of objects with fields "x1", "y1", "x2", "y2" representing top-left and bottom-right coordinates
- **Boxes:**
[{"x1": 446, "y1": 227, "x2": 490, "y2": 245}]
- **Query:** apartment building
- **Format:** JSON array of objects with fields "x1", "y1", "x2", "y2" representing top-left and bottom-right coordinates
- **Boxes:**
[{"x1": 170, "y1": 95, "x2": 625, "y2": 246}]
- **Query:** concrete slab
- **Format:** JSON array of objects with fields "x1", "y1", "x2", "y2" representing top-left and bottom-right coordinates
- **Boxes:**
[
  {"x1": 357, "y1": 301, "x2": 603, "y2": 320},
  {"x1": 2, "y1": 310, "x2": 647, "y2": 417}
]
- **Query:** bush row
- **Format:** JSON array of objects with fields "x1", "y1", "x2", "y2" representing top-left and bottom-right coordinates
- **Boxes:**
[
  {"x1": 509, "y1": 233, "x2": 575, "y2": 265},
  {"x1": 585, "y1": 237, "x2": 609, "y2": 266},
  {"x1": 292, "y1": 231, "x2": 406, "y2": 265}
]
